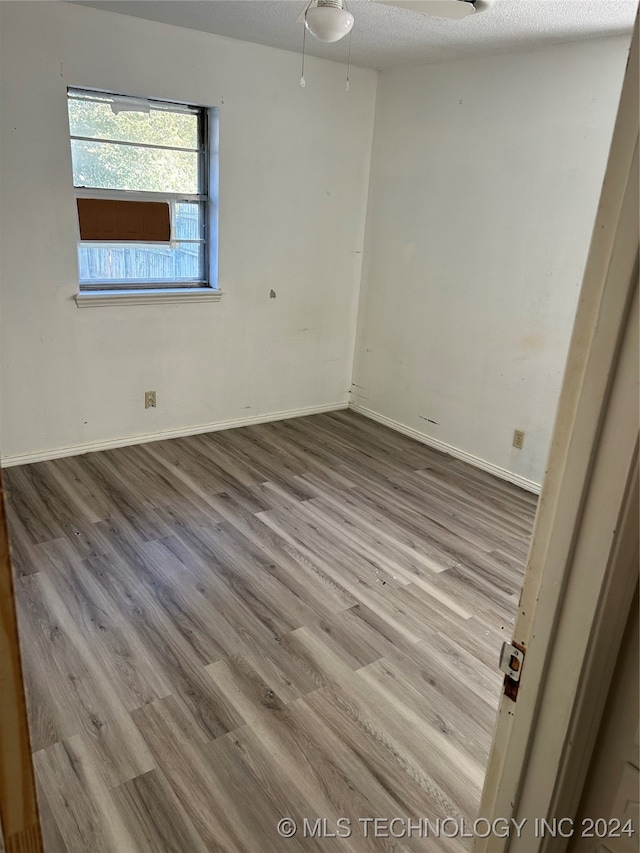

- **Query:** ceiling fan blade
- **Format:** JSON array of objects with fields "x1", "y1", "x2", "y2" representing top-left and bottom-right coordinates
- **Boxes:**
[
  {"x1": 296, "y1": 0, "x2": 477, "y2": 27},
  {"x1": 374, "y1": 0, "x2": 476, "y2": 19}
]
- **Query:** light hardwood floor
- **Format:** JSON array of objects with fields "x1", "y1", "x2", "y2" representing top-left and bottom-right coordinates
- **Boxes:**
[{"x1": 3, "y1": 411, "x2": 537, "y2": 853}]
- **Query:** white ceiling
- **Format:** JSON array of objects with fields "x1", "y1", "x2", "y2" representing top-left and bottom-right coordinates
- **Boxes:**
[{"x1": 75, "y1": 0, "x2": 638, "y2": 70}]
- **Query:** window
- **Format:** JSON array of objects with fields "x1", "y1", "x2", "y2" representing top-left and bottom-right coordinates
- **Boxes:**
[{"x1": 67, "y1": 88, "x2": 218, "y2": 295}]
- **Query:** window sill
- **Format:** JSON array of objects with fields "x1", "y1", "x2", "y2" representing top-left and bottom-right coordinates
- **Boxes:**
[{"x1": 75, "y1": 288, "x2": 223, "y2": 308}]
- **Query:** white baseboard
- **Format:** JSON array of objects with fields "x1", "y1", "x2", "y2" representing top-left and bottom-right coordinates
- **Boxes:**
[
  {"x1": 0, "y1": 400, "x2": 542, "y2": 495},
  {"x1": 349, "y1": 403, "x2": 541, "y2": 495},
  {"x1": 0, "y1": 402, "x2": 348, "y2": 468}
]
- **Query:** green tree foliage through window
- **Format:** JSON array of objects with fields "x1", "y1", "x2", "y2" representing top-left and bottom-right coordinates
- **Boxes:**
[{"x1": 68, "y1": 93, "x2": 200, "y2": 194}]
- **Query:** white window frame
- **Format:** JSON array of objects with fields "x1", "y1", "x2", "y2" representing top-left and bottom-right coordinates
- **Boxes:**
[{"x1": 67, "y1": 88, "x2": 221, "y2": 306}]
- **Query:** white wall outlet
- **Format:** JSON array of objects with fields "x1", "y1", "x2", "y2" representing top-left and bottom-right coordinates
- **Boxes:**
[
  {"x1": 145, "y1": 391, "x2": 156, "y2": 409},
  {"x1": 513, "y1": 429, "x2": 525, "y2": 449}
]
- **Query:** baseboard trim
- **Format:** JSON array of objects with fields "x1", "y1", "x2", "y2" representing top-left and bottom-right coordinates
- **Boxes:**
[
  {"x1": 349, "y1": 403, "x2": 541, "y2": 495},
  {"x1": 0, "y1": 402, "x2": 348, "y2": 468},
  {"x1": 1, "y1": 400, "x2": 542, "y2": 494}
]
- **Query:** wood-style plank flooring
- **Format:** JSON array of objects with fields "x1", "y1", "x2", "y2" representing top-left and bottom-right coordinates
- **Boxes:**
[{"x1": 3, "y1": 411, "x2": 537, "y2": 853}]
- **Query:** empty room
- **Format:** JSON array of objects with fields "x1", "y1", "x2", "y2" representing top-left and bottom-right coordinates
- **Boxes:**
[{"x1": 0, "y1": 1, "x2": 637, "y2": 852}]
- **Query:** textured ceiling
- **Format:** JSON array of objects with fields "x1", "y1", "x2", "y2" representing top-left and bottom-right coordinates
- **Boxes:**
[{"x1": 74, "y1": 0, "x2": 638, "y2": 70}]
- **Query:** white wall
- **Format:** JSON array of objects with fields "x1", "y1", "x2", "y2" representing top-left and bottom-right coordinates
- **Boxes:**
[
  {"x1": 351, "y1": 37, "x2": 630, "y2": 489},
  {"x1": 0, "y1": 5, "x2": 631, "y2": 483},
  {"x1": 0, "y1": 2, "x2": 377, "y2": 463}
]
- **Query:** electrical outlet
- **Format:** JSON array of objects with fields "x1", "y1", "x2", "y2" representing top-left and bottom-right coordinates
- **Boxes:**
[
  {"x1": 145, "y1": 391, "x2": 156, "y2": 409},
  {"x1": 513, "y1": 429, "x2": 525, "y2": 450}
]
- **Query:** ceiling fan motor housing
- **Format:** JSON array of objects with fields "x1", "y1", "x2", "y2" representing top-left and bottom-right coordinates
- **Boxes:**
[{"x1": 305, "y1": 0, "x2": 354, "y2": 43}]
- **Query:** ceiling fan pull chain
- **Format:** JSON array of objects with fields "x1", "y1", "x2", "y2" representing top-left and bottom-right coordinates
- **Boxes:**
[
  {"x1": 345, "y1": 27, "x2": 352, "y2": 91},
  {"x1": 300, "y1": 22, "x2": 307, "y2": 86},
  {"x1": 300, "y1": 0, "x2": 314, "y2": 87}
]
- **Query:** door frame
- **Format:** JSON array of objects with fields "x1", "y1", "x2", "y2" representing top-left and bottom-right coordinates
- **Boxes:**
[{"x1": 0, "y1": 471, "x2": 43, "y2": 852}]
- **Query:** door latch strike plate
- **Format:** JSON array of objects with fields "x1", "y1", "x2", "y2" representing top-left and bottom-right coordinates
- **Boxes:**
[{"x1": 500, "y1": 640, "x2": 526, "y2": 701}]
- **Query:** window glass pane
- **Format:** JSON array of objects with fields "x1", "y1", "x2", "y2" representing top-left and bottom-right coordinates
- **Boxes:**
[
  {"x1": 68, "y1": 93, "x2": 199, "y2": 149},
  {"x1": 71, "y1": 139, "x2": 199, "y2": 193},
  {"x1": 173, "y1": 202, "x2": 204, "y2": 240},
  {"x1": 78, "y1": 243, "x2": 204, "y2": 284}
]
